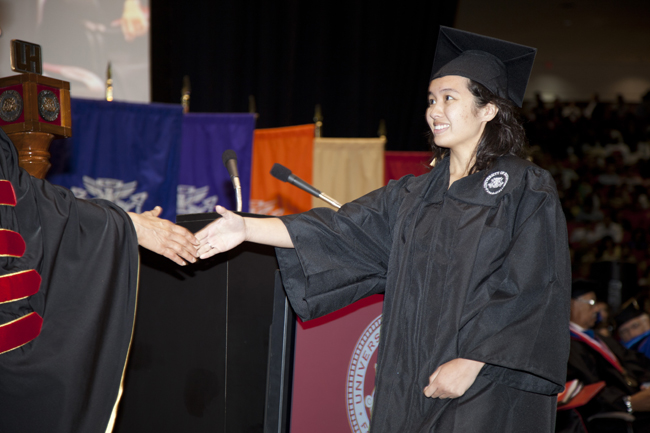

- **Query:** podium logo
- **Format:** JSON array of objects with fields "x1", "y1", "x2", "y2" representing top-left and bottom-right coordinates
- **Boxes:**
[
  {"x1": 0, "y1": 90, "x2": 23, "y2": 122},
  {"x1": 346, "y1": 315, "x2": 381, "y2": 433},
  {"x1": 10, "y1": 40, "x2": 42, "y2": 75}
]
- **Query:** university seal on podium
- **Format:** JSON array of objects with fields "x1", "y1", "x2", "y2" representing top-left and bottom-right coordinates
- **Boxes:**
[
  {"x1": 37, "y1": 89, "x2": 60, "y2": 122},
  {"x1": 347, "y1": 314, "x2": 381, "y2": 433},
  {"x1": 0, "y1": 90, "x2": 23, "y2": 122}
]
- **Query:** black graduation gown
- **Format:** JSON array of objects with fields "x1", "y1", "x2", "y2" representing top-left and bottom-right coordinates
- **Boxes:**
[
  {"x1": 0, "y1": 130, "x2": 139, "y2": 432},
  {"x1": 276, "y1": 155, "x2": 571, "y2": 432},
  {"x1": 567, "y1": 334, "x2": 650, "y2": 433}
]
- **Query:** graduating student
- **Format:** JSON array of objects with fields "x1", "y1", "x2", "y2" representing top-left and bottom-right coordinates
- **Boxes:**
[
  {"x1": 197, "y1": 27, "x2": 571, "y2": 432},
  {"x1": 0, "y1": 129, "x2": 198, "y2": 432}
]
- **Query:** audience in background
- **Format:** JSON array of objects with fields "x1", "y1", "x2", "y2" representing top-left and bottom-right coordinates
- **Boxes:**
[
  {"x1": 526, "y1": 91, "x2": 650, "y2": 296},
  {"x1": 529, "y1": 93, "x2": 650, "y2": 431}
]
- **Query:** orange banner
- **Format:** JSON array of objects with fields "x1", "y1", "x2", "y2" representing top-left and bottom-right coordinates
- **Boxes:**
[{"x1": 250, "y1": 124, "x2": 315, "y2": 215}]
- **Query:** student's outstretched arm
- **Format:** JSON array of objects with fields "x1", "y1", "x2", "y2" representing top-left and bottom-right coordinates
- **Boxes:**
[{"x1": 196, "y1": 205, "x2": 294, "y2": 259}]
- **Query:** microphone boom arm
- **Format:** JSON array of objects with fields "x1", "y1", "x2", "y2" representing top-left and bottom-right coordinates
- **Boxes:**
[
  {"x1": 318, "y1": 192, "x2": 341, "y2": 209},
  {"x1": 271, "y1": 163, "x2": 342, "y2": 209}
]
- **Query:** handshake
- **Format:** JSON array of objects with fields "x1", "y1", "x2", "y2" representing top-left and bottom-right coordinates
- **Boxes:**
[{"x1": 131, "y1": 203, "x2": 292, "y2": 265}]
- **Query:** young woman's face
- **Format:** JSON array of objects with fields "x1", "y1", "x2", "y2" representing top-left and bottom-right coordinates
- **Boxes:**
[{"x1": 426, "y1": 75, "x2": 493, "y2": 154}]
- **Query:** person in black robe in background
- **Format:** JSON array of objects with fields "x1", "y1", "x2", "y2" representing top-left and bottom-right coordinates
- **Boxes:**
[
  {"x1": 0, "y1": 129, "x2": 199, "y2": 433},
  {"x1": 196, "y1": 27, "x2": 571, "y2": 432},
  {"x1": 615, "y1": 297, "x2": 650, "y2": 360},
  {"x1": 567, "y1": 280, "x2": 650, "y2": 433}
]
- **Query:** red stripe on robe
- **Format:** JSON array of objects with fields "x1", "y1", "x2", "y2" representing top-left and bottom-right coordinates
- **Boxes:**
[
  {"x1": 0, "y1": 180, "x2": 16, "y2": 206},
  {"x1": 0, "y1": 230, "x2": 26, "y2": 257},
  {"x1": 0, "y1": 270, "x2": 41, "y2": 303},
  {"x1": 0, "y1": 312, "x2": 43, "y2": 355}
]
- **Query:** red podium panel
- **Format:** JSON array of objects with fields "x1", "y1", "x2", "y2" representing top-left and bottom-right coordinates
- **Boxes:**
[{"x1": 290, "y1": 295, "x2": 384, "y2": 433}]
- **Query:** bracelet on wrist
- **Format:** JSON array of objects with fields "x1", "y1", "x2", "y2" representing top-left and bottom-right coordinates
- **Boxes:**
[{"x1": 623, "y1": 395, "x2": 633, "y2": 414}]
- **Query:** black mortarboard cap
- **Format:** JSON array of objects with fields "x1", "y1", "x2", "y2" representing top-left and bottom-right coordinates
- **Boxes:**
[
  {"x1": 571, "y1": 279, "x2": 601, "y2": 300},
  {"x1": 614, "y1": 298, "x2": 645, "y2": 327},
  {"x1": 430, "y1": 26, "x2": 537, "y2": 107}
]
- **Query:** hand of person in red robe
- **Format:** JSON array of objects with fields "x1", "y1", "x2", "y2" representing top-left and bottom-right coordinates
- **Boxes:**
[
  {"x1": 423, "y1": 358, "x2": 485, "y2": 399},
  {"x1": 128, "y1": 206, "x2": 199, "y2": 266}
]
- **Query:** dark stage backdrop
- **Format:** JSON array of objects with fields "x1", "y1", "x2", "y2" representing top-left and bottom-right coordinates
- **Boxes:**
[{"x1": 150, "y1": 1, "x2": 457, "y2": 151}]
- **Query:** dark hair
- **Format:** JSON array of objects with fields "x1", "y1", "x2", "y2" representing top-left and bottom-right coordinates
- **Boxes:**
[{"x1": 429, "y1": 79, "x2": 528, "y2": 174}]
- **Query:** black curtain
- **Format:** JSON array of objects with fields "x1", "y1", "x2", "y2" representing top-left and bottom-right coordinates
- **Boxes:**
[{"x1": 151, "y1": 1, "x2": 457, "y2": 151}]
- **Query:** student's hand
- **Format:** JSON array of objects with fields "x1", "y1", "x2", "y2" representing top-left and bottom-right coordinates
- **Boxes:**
[
  {"x1": 423, "y1": 358, "x2": 485, "y2": 399},
  {"x1": 128, "y1": 206, "x2": 199, "y2": 266},
  {"x1": 196, "y1": 206, "x2": 247, "y2": 259}
]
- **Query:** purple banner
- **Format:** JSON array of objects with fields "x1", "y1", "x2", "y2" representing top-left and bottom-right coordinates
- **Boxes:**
[{"x1": 178, "y1": 113, "x2": 255, "y2": 214}]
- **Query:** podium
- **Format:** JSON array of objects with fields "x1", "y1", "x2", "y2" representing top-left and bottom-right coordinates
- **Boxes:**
[{"x1": 114, "y1": 213, "x2": 294, "y2": 433}]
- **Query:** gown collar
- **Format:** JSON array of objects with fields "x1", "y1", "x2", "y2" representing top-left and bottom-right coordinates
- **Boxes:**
[{"x1": 423, "y1": 154, "x2": 532, "y2": 207}]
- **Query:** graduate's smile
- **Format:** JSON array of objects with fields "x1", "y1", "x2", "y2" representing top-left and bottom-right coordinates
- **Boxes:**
[{"x1": 433, "y1": 123, "x2": 449, "y2": 134}]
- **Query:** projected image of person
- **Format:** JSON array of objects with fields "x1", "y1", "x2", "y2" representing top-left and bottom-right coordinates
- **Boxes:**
[
  {"x1": 195, "y1": 27, "x2": 571, "y2": 432},
  {"x1": 35, "y1": 0, "x2": 149, "y2": 100}
]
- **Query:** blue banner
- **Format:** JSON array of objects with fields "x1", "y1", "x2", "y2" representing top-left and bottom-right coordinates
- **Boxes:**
[
  {"x1": 48, "y1": 98, "x2": 183, "y2": 221},
  {"x1": 177, "y1": 113, "x2": 255, "y2": 214}
]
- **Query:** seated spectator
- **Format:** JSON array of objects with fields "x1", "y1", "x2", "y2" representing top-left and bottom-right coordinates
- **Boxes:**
[
  {"x1": 571, "y1": 221, "x2": 604, "y2": 246},
  {"x1": 575, "y1": 195, "x2": 605, "y2": 223},
  {"x1": 597, "y1": 236, "x2": 621, "y2": 262},
  {"x1": 568, "y1": 280, "x2": 650, "y2": 432},
  {"x1": 616, "y1": 298, "x2": 650, "y2": 360},
  {"x1": 628, "y1": 228, "x2": 650, "y2": 263},
  {"x1": 562, "y1": 101, "x2": 582, "y2": 123},
  {"x1": 595, "y1": 216, "x2": 624, "y2": 245},
  {"x1": 597, "y1": 157, "x2": 623, "y2": 187}
]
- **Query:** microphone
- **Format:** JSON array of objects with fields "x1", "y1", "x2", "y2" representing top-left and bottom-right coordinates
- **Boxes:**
[
  {"x1": 270, "y1": 163, "x2": 342, "y2": 209},
  {"x1": 222, "y1": 149, "x2": 242, "y2": 212}
]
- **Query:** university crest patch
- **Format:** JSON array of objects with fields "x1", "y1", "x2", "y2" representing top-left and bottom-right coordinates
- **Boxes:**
[{"x1": 483, "y1": 171, "x2": 509, "y2": 195}]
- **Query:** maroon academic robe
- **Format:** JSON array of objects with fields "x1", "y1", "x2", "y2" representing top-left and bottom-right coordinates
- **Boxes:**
[{"x1": 0, "y1": 129, "x2": 139, "y2": 432}]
